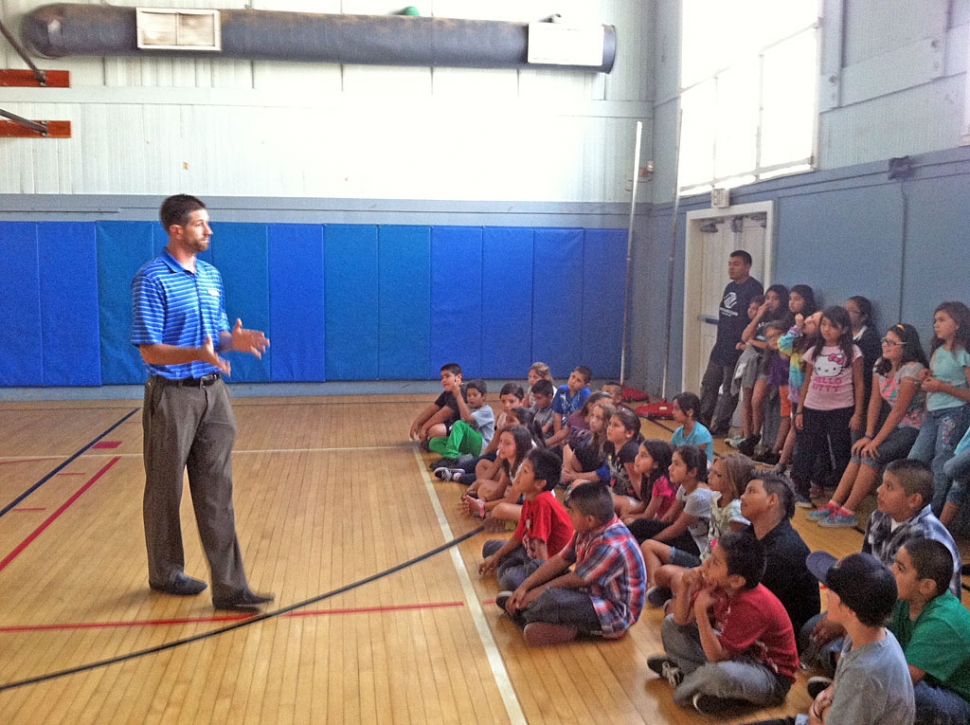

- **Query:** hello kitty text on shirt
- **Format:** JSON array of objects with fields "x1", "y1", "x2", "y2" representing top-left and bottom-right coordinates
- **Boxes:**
[{"x1": 803, "y1": 344, "x2": 862, "y2": 411}]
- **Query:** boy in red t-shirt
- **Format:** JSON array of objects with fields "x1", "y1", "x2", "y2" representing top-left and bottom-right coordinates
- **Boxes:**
[
  {"x1": 648, "y1": 532, "x2": 798, "y2": 716},
  {"x1": 480, "y1": 449, "x2": 573, "y2": 592}
]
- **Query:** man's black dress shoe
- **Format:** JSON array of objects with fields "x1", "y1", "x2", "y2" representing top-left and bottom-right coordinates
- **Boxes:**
[
  {"x1": 213, "y1": 589, "x2": 275, "y2": 612},
  {"x1": 150, "y1": 573, "x2": 208, "y2": 596}
]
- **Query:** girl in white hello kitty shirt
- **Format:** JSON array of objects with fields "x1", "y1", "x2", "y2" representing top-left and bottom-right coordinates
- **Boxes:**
[{"x1": 790, "y1": 305, "x2": 865, "y2": 505}]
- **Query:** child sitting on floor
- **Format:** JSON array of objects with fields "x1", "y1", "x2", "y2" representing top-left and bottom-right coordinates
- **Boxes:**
[
  {"x1": 560, "y1": 401, "x2": 614, "y2": 489},
  {"x1": 409, "y1": 362, "x2": 465, "y2": 442},
  {"x1": 889, "y1": 538, "x2": 970, "y2": 725},
  {"x1": 604, "y1": 406, "x2": 644, "y2": 515},
  {"x1": 670, "y1": 392, "x2": 714, "y2": 465},
  {"x1": 479, "y1": 449, "x2": 574, "y2": 592},
  {"x1": 547, "y1": 365, "x2": 593, "y2": 449},
  {"x1": 641, "y1": 453, "x2": 753, "y2": 608},
  {"x1": 746, "y1": 551, "x2": 914, "y2": 725},
  {"x1": 427, "y1": 379, "x2": 495, "y2": 469},
  {"x1": 621, "y1": 439, "x2": 675, "y2": 527},
  {"x1": 649, "y1": 532, "x2": 798, "y2": 716},
  {"x1": 499, "y1": 481, "x2": 646, "y2": 646},
  {"x1": 459, "y1": 425, "x2": 532, "y2": 520}
]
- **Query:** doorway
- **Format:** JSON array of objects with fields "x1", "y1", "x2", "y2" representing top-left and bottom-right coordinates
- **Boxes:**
[{"x1": 681, "y1": 201, "x2": 774, "y2": 396}]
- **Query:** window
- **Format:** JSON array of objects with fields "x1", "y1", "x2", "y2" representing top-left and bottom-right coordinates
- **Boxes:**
[{"x1": 678, "y1": 0, "x2": 819, "y2": 195}]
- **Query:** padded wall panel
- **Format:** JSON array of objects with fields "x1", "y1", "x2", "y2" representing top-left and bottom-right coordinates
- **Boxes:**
[
  {"x1": 325, "y1": 225, "x2": 379, "y2": 380},
  {"x1": 581, "y1": 229, "x2": 627, "y2": 379},
  {"x1": 268, "y1": 224, "x2": 326, "y2": 382},
  {"x1": 532, "y1": 228, "x2": 584, "y2": 377},
  {"x1": 0, "y1": 223, "x2": 43, "y2": 386},
  {"x1": 210, "y1": 223, "x2": 271, "y2": 383},
  {"x1": 430, "y1": 226, "x2": 483, "y2": 378},
  {"x1": 481, "y1": 227, "x2": 534, "y2": 378},
  {"x1": 378, "y1": 226, "x2": 431, "y2": 379},
  {"x1": 38, "y1": 223, "x2": 101, "y2": 386},
  {"x1": 97, "y1": 221, "x2": 155, "y2": 384}
]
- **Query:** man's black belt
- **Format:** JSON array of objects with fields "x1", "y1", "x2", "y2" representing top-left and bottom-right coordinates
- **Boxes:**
[{"x1": 152, "y1": 373, "x2": 221, "y2": 387}]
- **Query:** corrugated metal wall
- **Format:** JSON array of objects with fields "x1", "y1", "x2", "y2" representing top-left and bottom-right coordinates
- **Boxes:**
[{"x1": 0, "y1": 0, "x2": 653, "y2": 200}]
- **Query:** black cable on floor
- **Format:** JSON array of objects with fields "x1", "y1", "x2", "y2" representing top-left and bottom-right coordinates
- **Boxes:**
[{"x1": 0, "y1": 524, "x2": 484, "y2": 693}]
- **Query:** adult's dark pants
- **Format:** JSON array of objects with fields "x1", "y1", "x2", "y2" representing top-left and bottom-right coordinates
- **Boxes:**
[
  {"x1": 142, "y1": 377, "x2": 250, "y2": 602},
  {"x1": 699, "y1": 355, "x2": 738, "y2": 434}
]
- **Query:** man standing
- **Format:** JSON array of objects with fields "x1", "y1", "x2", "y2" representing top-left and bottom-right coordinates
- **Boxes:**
[
  {"x1": 131, "y1": 194, "x2": 273, "y2": 612},
  {"x1": 699, "y1": 250, "x2": 763, "y2": 435}
]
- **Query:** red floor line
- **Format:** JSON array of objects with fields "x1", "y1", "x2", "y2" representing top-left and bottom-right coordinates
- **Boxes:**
[
  {"x1": 0, "y1": 457, "x2": 120, "y2": 575},
  {"x1": 0, "y1": 600, "x2": 466, "y2": 633}
]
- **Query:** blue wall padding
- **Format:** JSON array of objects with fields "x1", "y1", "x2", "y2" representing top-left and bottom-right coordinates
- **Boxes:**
[
  {"x1": 532, "y1": 228, "x2": 585, "y2": 377},
  {"x1": 0, "y1": 223, "x2": 43, "y2": 386},
  {"x1": 581, "y1": 229, "x2": 627, "y2": 379},
  {"x1": 38, "y1": 223, "x2": 101, "y2": 386},
  {"x1": 324, "y1": 224, "x2": 379, "y2": 380},
  {"x1": 481, "y1": 227, "x2": 534, "y2": 378},
  {"x1": 97, "y1": 221, "x2": 155, "y2": 384},
  {"x1": 378, "y1": 226, "x2": 431, "y2": 379},
  {"x1": 430, "y1": 226, "x2": 483, "y2": 378},
  {"x1": 1, "y1": 221, "x2": 627, "y2": 388},
  {"x1": 210, "y1": 223, "x2": 271, "y2": 383},
  {"x1": 268, "y1": 224, "x2": 326, "y2": 382}
]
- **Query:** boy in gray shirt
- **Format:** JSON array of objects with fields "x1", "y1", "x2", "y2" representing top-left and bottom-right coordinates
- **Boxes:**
[{"x1": 746, "y1": 551, "x2": 915, "y2": 725}]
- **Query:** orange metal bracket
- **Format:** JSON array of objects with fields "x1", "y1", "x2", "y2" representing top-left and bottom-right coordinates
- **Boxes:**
[
  {"x1": 0, "y1": 119, "x2": 71, "y2": 137},
  {"x1": 0, "y1": 69, "x2": 71, "y2": 87}
]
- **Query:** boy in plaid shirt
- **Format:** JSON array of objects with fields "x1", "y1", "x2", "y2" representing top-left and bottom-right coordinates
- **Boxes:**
[{"x1": 502, "y1": 482, "x2": 646, "y2": 646}]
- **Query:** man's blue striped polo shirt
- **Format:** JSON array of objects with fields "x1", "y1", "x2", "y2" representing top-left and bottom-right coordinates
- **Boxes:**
[{"x1": 131, "y1": 248, "x2": 230, "y2": 380}]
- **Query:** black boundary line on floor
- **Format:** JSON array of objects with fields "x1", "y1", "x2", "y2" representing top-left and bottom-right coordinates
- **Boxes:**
[
  {"x1": 0, "y1": 524, "x2": 484, "y2": 693},
  {"x1": 0, "y1": 408, "x2": 138, "y2": 521},
  {"x1": 640, "y1": 415, "x2": 970, "y2": 594}
]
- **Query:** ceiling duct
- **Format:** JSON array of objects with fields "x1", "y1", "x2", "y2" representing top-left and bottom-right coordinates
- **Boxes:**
[{"x1": 21, "y1": 4, "x2": 617, "y2": 73}]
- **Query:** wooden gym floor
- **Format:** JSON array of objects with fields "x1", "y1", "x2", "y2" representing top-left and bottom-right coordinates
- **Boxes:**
[{"x1": 0, "y1": 395, "x2": 966, "y2": 724}]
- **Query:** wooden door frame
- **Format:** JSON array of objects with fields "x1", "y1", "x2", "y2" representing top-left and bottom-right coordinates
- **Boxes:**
[{"x1": 681, "y1": 200, "x2": 775, "y2": 395}]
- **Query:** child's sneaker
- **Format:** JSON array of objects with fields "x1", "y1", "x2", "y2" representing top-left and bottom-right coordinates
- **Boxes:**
[
  {"x1": 818, "y1": 508, "x2": 858, "y2": 528},
  {"x1": 523, "y1": 622, "x2": 578, "y2": 646},
  {"x1": 725, "y1": 435, "x2": 745, "y2": 448},
  {"x1": 647, "y1": 655, "x2": 683, "y2": 688},
  {"x1": 434, "y1": 467, "x2": 464, "y2": 482},
  {"x1": 794, "y1": 492, "x2": 814, "y2": 509},
  {"x1": 692, "y1": 693, "x2": 747, "y2": 716},
  {"x1": 430, "y1": 456, "x2": 458, "y2": 470},
  {"x1": 737, "y1": 434, "x2": 761, "y2": 456},
  {"x1": 645, "y1": 585, "x2": 671, "y2": 608},
  {"x1": 807, "y1": 676, "x2": 834, "y2": 699},
  {"x1": 807, "y1": 502, "x2": 838, "y2": 521},
  {"x1": 495, "y1": 590, "x2": 513, "y2": 612}
]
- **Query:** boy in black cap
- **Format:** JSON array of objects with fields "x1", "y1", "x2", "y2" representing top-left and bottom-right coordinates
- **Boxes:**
[{"x1": 746, "y1": 551, "x2": 915, "y2": 725}]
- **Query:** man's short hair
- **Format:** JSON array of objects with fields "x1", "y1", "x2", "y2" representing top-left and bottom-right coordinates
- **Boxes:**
[
  {"x1": 719, "y1": 532, "x2": 766, "y2": 590},
  {"x1": 499, "y1": 383, "x2": 525, "y2": 399},
  {"x1": 730, "y1": 249, "x2": 753, "y2": 266},
  {"x1": 904, "y1": 538, "x2": 954, "y2": 598},
  {"x1": 440, "y1": 363, "x2": 462, "y2": 376},
  {"x1": 466, "y1": 379, "x2": 487, "y2": 395},
  {"x1": 532, "y1": 379, "x2": 554, "y2": 397},
  {"x1": 566, "y1": 482, "x2": 614, "y2": 524},
  {"x1": 574, "y1": 366, "x2": 593, "y2": 384},
  {"x1": 885, "y1": 459, "x2": 934, "y2": 506},
  {"x1": 528, "y1": 448, "x2": 562, "y2": 491},
  {"x1": 160, "y1": 194, "x2": 206, "y2": 231}
]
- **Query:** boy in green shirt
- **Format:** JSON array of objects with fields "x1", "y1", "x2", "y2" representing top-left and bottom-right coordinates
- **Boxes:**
[{"x1": 889, "y1": 538, "x2": 970, "y2": 725}]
